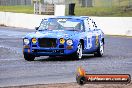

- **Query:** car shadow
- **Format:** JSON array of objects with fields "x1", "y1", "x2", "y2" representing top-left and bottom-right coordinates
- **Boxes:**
[
  {"x1": 35, "y1": 56, "x2": 76, "y2": 62},
  {"x1": 35, "y1": 54, "x2": 106, "y2": 62}
]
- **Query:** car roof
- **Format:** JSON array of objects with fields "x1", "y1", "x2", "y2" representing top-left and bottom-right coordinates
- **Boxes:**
[{"x1": 47, "y1": 16, "x2": 89, "y2": 20}]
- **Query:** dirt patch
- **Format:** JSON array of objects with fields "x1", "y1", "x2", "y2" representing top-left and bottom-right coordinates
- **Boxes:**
[{"x1": 3, "y1": 82, "x2": 132, "y2": 88}]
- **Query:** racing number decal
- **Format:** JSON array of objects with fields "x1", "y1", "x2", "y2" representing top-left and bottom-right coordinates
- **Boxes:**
[
  {"x1": 95, "y1": 35, "x2": 99, "y2": 47},
  {"x1": 86, "y1": 36, "x2": 92, "y2": 49}
]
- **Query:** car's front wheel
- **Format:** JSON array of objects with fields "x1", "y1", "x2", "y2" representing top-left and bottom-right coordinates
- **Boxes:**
[
  {"x1": 24, "y1": 53, "x2": 35, "y2": 61},
  {"x1": 73, "y1": 43, "x2": 83, "y2": 60},
  {"x1": 94, "y1": 40, "x2": 104, "y2": 57}
]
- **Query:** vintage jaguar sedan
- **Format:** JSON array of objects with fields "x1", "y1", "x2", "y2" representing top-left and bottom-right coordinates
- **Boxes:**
[{"x1": 23, "y1": 16, "x2": 104, "y2": 61}]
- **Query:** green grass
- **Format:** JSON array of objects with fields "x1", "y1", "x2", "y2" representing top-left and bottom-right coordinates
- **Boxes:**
[
  {"x1": 72, "y1": 0, "x2": 132, "y2": 16},
  {"x1": 74, "y1": 6, "x2": 132, "y2": 16},
  {"x1": 0, "y1": 5, "x2": 34, "y2": 14}
]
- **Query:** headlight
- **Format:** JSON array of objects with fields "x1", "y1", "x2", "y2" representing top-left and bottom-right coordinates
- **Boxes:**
[
  {"x1": 60, "y1": 38, "x2": 65, "y2": 44},
  {"x1": 32, "y1": 38, "x2": 37, "y2": 44},
  {"x1": 23, "y1": 38, "x2": 30, "y2": 45},
  {"x1": 66, "y1": 39, "x2": 73, "y2": 46}
]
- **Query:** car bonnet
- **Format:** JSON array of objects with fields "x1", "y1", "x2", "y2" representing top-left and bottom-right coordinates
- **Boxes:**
[{"x1": 25, "y1": 30, "x2": 80, "y2": 39}]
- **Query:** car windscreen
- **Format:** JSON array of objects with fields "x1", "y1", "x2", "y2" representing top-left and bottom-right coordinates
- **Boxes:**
[{"x1": 38, "y1": 18, "x2": 83, "y2": 31}]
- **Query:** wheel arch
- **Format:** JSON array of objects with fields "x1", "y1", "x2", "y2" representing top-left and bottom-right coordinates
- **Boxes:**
[
  {"x1": 80, "y1": 39, "x2": 84, "y2": 50},
  {"x1": 102, "y1": 38, "x2": 104, "y2": 44}
]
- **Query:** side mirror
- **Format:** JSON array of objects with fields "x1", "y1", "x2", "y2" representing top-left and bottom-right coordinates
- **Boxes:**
[{"x1": 35, "y1": 27, "x2": 39, "y2": 30}]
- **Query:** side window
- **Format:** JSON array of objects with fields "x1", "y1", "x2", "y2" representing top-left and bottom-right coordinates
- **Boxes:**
[
  {"x1": 92, "y1": 21, "x2": 96, "y2": 30},
  {"x1": 93, "y1": 22, "x2": 97, "y2": 29},
  {"x1": 88, "y1": 18, "x2": 95, "y2": 31},
  {"x1": 84, "y1": 19, "x2": 90, "y2": 31}
]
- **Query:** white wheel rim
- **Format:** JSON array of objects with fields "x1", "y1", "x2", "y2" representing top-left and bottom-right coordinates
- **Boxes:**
[
  {"x1": 100, "y1": 41, "x2": 104, "y2": 55},
  {"x1": 77, "y1": 44, "x2": 82, "y2": 59}
]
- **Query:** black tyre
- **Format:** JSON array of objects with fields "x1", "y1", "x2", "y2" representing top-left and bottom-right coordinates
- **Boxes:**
[
  {"x1": 94, "y1": 40, "x2": 104, "y2": 57},
  {"x1": 49, "y1": 56, "x2": 56, "y2": 58},
  {"x1": 73, "y1": 42, "x2": 83, "y2": 60},
  {"x1": 24, "y1": 53, "x2": 35, "y2": 61}
]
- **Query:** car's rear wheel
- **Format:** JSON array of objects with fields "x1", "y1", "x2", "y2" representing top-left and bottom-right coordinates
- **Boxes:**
[
  {"x1": 24, "y1": 53, "x2": 35, "y2": 61},
  {"x1": 94, "y1": 40, "x2": 104, "y2": 57},
  {"x1": 73, "y1": 43, "x2": 83, "y2": 60}
]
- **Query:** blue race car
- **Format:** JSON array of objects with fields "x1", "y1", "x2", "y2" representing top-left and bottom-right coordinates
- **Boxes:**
[{"x1": 23, "y1": 16, "x2": 104, "y2": 61}]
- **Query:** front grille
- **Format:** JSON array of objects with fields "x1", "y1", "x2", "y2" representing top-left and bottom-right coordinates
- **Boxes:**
[
  {"x1": 38, "y1": 38, "x2": 57, "y2": 48},
  {"x1": 32, "y1": 45, "x2": 37, "y2": 47}
]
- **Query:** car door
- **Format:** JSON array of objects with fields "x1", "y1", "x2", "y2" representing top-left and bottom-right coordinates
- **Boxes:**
[
  {"x1": 83, "y1": 18, "x2": 96, "y2": 52},
  {"x1": 90, "y1": 20, "x2": 100, "y2": 50}
]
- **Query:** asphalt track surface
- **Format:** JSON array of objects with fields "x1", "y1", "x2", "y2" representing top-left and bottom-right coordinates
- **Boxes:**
[{"x1": 0, "y1": 26, "x2": 132, "y2": 87}]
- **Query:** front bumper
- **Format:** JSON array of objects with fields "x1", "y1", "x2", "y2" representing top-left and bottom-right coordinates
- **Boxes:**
[{"x1": 23, "y1": 46, "x2": 77, "y2": 56}]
